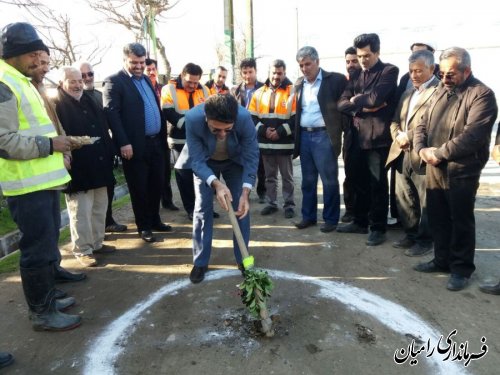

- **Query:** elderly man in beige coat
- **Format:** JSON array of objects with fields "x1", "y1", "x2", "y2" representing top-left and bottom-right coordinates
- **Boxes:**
[{"x1": 386, "y1": 50, "x2": 439, "y2": 257}]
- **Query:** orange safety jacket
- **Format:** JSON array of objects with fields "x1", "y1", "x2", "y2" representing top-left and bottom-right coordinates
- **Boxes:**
[
  {"x1": 205, "y1": 80, "x2": 230, "y2": 95},
  {"x1": 248, "y1": 77, "x2": 295, "y2": 155},
  {"x1": 161, "y1": 76, "x2": 209, "y2": 151}
]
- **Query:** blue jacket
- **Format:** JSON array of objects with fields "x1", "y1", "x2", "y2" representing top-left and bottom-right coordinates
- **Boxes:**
[{"x1": 176, "y1": 104, "x2": 259, "y2": 187}]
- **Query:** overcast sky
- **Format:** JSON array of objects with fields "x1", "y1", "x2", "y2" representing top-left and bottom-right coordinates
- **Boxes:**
[{"x1": 1, "y1": 0, "x2": 499, "y2": 94}]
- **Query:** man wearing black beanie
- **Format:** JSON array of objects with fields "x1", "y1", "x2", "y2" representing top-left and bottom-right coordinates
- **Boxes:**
[{"x1": 0, "y1": 22, "x2": 82, "y2": 331}]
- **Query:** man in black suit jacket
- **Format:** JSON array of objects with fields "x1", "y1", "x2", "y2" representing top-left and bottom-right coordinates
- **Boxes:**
[
  {"x1": 103, "y1": 43, "x2": 171, "y2": 243},
  {"x1": 337, "y1": 33, "x2": 399, "y2": 246},
  {"x1": 293, "y1": 46, "x2": 348, "y2": 233}
]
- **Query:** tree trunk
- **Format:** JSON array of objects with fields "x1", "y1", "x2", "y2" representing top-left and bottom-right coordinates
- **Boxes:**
[{"x1": 156, "y1": 38, "x2": 171, "y2": 83}]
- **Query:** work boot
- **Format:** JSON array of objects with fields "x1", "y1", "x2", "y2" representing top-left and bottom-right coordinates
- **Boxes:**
[
  {"x1": 20, "y1": 265, "x2": 81, "y2": 331},
  {"x1": 55, "y1": 297, "x2": 76, "y2": 312},
  {"x1": 0, "y1": 352, "x2": 14, "y2": 368}
]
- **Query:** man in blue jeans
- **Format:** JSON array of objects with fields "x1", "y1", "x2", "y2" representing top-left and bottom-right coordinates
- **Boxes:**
[
  {"x1": 176, "y1": 94, "x2": 259, "y2": 283},
  {"x1": 292, "y1": 46, "x2": 348, "y2": 233}
]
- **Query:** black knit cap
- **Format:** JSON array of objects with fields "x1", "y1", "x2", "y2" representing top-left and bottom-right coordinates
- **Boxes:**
[{"x1": 1, "y1": 22, "x2": 48, "y2": 59}]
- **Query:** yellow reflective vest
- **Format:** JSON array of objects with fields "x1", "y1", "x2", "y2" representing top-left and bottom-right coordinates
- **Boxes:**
[{"x1": 0, "y1": 60, "x2": 70, "y2": 196}]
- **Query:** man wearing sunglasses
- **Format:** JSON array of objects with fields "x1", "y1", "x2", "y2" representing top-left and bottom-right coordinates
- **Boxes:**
[{"x1": 176, "y1": 94, "x2": 259, "y2": 284}]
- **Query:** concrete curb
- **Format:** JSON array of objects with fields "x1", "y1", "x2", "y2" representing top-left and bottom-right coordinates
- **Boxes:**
[{"x1": 0, "y1": 184, "x2": 129, "y2": 258}]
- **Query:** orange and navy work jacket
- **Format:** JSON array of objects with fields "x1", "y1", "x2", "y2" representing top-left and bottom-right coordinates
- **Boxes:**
[
  {"x1": 161, "y1": 76, "x2": 209, "y2": 151},
  {"x1": 248, "y1": 77, "x2": 296, "y2": 155}
]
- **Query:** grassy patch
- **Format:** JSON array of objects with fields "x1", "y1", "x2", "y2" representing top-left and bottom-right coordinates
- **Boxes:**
[
  {"x1": 0, "y1": 250, "x2": 20, "y2": 273},
  {"x1": 0, "y1": 193, "x2": 130, "y2": 274},
  {"x1": 0, "y1": 206, "x2": 17, "y2": 236}
]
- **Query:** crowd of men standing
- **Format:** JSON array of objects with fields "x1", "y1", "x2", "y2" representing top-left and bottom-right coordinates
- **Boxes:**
[{"x1": 1, "y1": 21, "x2": 499, "y2": 368}]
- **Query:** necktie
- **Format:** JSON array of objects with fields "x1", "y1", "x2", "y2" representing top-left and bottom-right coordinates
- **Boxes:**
[{"x1": 188, "y1": 92, "x2": 194, "y2": 109}]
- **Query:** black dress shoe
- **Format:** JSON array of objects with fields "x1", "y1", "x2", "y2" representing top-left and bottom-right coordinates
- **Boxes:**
[
  {"x1": 366, "y1": 231, "x2": 386, "y2": 246},
  {"x1": 392, "y1": 236, "x2": 415, "y2": 249},
  {"x1": 0, "y1": 352, "x2": 14, "y2": 369},
  {"x1": 162, "y1": 201, "x2": 180, "y2": 211},
  {"x1": 320, "y1": 222, "x2": 337, "y2": 233},
  {"x1": 105, "y1": 222, "x2": 128, "y2": 233},
  {"x1": 54, "y1": 265, "x2": 87, "y2": 283},
  {"x1": 413, "y1": 260, "x2": 449, "y2": 273},
  {"x1": 284, "y1": 208, "x2": 295, "y2": 218},
  {"x1": 479, "y1": 281, "x2": 500, "y2": 295},
  {"x1": 337, "y1": 222, "x2": 368, "y2": 234},
  {"x1": 404, "y1": 243, "x2": 433, "y2": 257},
  {"x1": 139, "y1": 230, "x2": 156, "y2": 243},
  {"x1": 93, "y1": 244, "x2": 116, "y2": 254},
  {"x1": 447, "y1": 274, "x2": 469, "y2": 291},
  {"x1": 152, "y1": 223, "x2": 172, "y2": 232},
  {"x1": 340, "y1": 212, "x2": 354, "y2": 223},
  {"x1": 189, "y1": 265, "x2": 208, "y2": 284},
  {"x1": 261, "y1": 205, "x2": 278, "y2": 216},
  {"x1": 294, "y1": 220, "x2": 317, "y2": 229}
]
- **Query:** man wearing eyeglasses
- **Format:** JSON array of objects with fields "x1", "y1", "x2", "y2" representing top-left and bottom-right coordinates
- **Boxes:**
[
  {"x1": 79, "y1": 61, "x2": 128, "y2": 235},
  {"x1": 413, "y1": 47, "x2": 498, "y2": 291},
  {"x1": 176, "y1": 94, "x2": 259, "y2": 284}
]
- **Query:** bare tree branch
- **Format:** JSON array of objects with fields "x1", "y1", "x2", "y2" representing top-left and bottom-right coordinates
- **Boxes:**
[
  {"x1": 4, "y1": 0, "x2": 110, "y2": 67},
  {"x1": 86, "y1": 0, "x2": 181, "y2": 80}
]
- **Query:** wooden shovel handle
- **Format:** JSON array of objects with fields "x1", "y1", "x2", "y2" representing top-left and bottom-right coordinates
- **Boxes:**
[{"x1": 224, "y1": 195, "x2": 250, "y2": 259}]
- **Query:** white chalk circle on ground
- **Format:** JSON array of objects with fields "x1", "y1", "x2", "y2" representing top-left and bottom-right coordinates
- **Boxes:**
[{"x1": 83, "y1": 269, "x2": 470, "y2": 375}]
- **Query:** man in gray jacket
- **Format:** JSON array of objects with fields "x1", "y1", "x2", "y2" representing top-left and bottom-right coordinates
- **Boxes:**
[{"x1": 413, "y1": 47, "x2": 498, "y2": 291}]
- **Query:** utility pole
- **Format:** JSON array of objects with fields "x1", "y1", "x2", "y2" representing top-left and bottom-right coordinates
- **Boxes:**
[
  {"x1": 223, "y1": 0, "x2": 236, "y2": 84},
  {"x1": 246, "y1": 0, "x2": 254, "y2": 58}
]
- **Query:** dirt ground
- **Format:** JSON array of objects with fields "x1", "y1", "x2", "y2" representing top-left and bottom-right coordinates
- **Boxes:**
[{"x1": 1, "y1": 158, "x2": 499, "y2": 375}]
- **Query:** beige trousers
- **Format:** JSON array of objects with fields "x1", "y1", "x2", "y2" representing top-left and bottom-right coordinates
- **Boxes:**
[{"x1": 66, "y1": 186, "x2": 108, "y2": 255}]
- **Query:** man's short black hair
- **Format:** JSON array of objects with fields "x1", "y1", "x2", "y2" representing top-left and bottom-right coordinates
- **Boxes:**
[
  {"x1": 345, "y1": 46, "x2": 356, "y2": 56},
  {"x1": 239, "y1": 58, "x2": 257, "y2": 70},
  {"x1": 353, "y1": 33, "x2": 380, "y2": 53},
  {"x1": 182, "y1": 62, "x2": 203, "y2": 77},
  {"x1": 123, "y1": 43, "x2": 146, "y2": 58},
  {"x1": 204, "y1": 94, "x2": 238, "y2": 124},
  {"x1": 145, "y1": 58, "x2": 157, "y2": 67}
]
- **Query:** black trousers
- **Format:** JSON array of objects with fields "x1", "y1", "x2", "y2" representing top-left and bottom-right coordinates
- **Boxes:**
[
  {"x1": 426, "y1": 165, "x2": 479, "y2": 277},
  {"x1": 7, "y1": 190, "x2": 61, "y2": 268},
  {"x1": 161, "y1": 148, "x2": 175, "y2": 206},
  {"x1": 122, "y1": 136, "x2": 165, "y2": 232},
  {"x1": 256, "y1": 153, "x2": 266, "y2": 197},
  {"x1": 342, "y1": 140, "x2": 356, "y2": 215},
  {"x1": 350, "y1": 129, "x2": 389, "y2": 232}
]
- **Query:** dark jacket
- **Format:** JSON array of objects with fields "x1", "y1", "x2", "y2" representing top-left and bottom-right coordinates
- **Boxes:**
[
  {"x1": 53, "y1": 89, "x2": 115, "y2": 194},
  {"x1": 230, "y1": 81, "x2": 264, "y2": 108},
  {"x1": 414, "y1": 76, "x2": 498, "y2": 178},
  {"x1": 338, "y1": 60, "x2": 399, "y2": 149},
  {"x1": 293, "y1": 69, "x2": 349, "y2": 158},
  {"x1": 102, "y1": 69, "x2": 167, "y2": 159}
]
